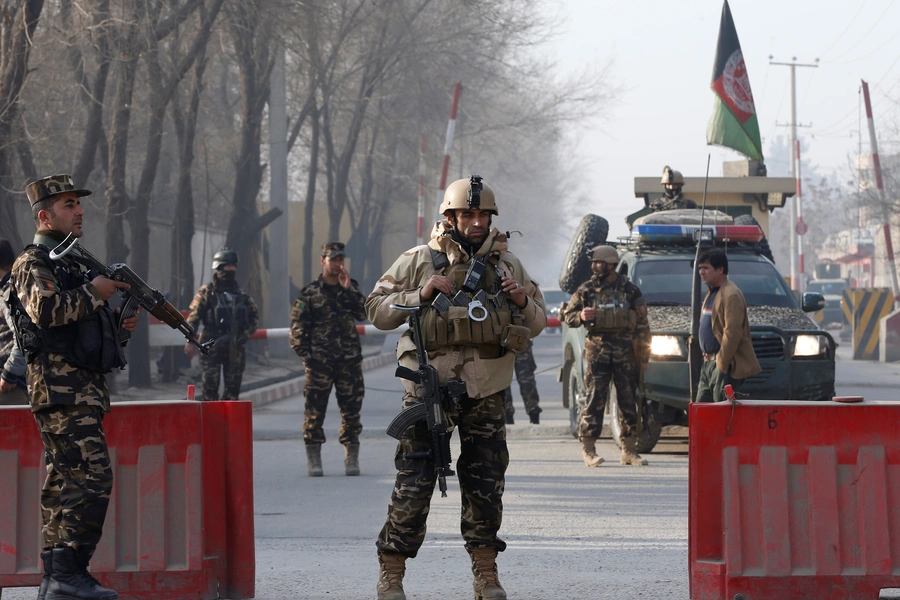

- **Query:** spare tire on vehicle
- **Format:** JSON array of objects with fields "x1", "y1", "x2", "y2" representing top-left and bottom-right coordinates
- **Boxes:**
[
  {"x1": 734, "y1": 214, "x2": 775, "y2": 263},
  {"x1": 559, "y1": 214, "x2": 609, "y2": 294}
]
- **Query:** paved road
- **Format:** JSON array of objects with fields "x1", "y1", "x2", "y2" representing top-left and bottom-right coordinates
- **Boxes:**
[{"x1": 4, "y1": 332, "x2": 899, "y2": 599}]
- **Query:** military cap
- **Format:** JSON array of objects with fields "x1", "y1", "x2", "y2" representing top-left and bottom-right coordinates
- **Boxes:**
[
  {"x1": 322, "y1": 241, "x2": 346, "y2": 258},
  {"x1": 25, "y1": 174, "x2": 92, "y2": 206}
]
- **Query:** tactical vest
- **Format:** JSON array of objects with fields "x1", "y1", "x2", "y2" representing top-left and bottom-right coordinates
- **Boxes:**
[
  {"x1": 420, "y1": 250, "x2": 527, "y2": 354},
  {"x1": 6, "y1": 245, "x2": 126, "y2": 373},
  {"x1": 202, "y1": 290, "x2": 249, "y2": 333},
  {"x1": 589, "y1": 276, "x2": 637, "y2": 333}
]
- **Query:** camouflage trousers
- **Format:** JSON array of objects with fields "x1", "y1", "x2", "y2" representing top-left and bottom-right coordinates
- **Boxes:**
[
  {"x1": 33, "y1": 405, "x2": 113, "y2": 551},
  {"x1": 376, "y1": 391, "x2": 509, "y2": 558},
  {"x1": 502, "y1": 342, "x2": 541, "y2": 416},
  {"x1": 303, "y1": 359, "x2": 364, "y2": 446},
  {"x1": 199, "y1": 341, "x2": 246, "y2": 400},
  {"x1": 579, "y1": 348, "x2": 640, "y2": 441}
]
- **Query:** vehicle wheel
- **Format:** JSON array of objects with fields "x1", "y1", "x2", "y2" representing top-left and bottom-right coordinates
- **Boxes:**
[
  {"x1": 734, "y1": 214, "x2": 774, "y2": 264},
  {"x1": 559, "y1": 214, "x2": 609, "y2": 294},
  {"x1": 609, "y1": 387, "x2": 662, "y2": 453},
  {"x1": 563, "y1": 361, "x2": 584, "y2": 439}
]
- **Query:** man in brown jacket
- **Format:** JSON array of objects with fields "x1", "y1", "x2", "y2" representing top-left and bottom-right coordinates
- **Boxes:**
[{"x1": 695, "y1": 249, "x2": 760, "y2": 403}]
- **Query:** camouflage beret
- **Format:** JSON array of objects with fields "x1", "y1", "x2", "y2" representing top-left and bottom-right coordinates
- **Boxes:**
[
  {"x1": 25, "y1": 174, "x2": 92, "y2": 206},
  {"x1": 322, "y1": 241, "x2": 346, "y2": 258}
]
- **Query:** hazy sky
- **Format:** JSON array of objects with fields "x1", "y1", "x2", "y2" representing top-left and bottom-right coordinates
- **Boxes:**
[{"x1": 547, "y1": 0, "x2": 900, "y2": 238}]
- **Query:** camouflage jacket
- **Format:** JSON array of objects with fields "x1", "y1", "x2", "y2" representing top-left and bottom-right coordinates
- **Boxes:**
[
  {"x1": 10, "y1": 233, "x2": 109, "y2": 412},
  {"x1": 289, "y1": 275, "x2": 366, "y2": 365},
  {"x1": 367, "y1": 221, "x2": 546, "y2": 399},
  {"x1": 565, "y1": 272, "x2": 651, "y2": 363},
  {"x1": 650, "y1": 194, "x2": 698, "y2": 211},
  {"x1": 186, "y1": 281, "x2": 259, "y2": 345}
]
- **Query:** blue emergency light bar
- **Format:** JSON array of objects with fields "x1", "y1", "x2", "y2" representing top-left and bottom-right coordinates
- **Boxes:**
[{"x1": 632, "y1": 224, "x2": 763, "y2": 245}]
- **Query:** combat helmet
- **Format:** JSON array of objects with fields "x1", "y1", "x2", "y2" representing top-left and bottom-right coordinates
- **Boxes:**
[
  {"x1": 212, "y1": 248, "x2": 238, "y2": 271},
  {"x1": 591, "y1": 245, "x2": 619, "y2": 264},
  {"x1": 439, "y1": 175, "x2": 498, "y2": 215},
  {"x1": 660, "y1": 166, "x2": 684, "y2": 186}
]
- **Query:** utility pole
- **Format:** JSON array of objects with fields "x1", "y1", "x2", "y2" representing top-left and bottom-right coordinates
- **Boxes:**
[{"x1": 770, "y1": 57, "x2": 818, "y2": 293}]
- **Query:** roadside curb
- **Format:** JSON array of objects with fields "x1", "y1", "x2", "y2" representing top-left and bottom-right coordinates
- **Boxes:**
[{"x1": 244, "y1": 352, "x2": 397, "y2": 409}]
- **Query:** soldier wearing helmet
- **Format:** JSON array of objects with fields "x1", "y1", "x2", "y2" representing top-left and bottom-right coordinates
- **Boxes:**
[
  {"x1": 651, "y1": 165, "x2": 697, "y2": 211},
  {"x1": 564, "y1": 244, "x2": 651, "y2": 467},
  {"x1": 184, "y1": 248, "x2": 259, "y2": 401},
  {"x1": 368, "y1": 175, "x2": 546, "y2": 600}
]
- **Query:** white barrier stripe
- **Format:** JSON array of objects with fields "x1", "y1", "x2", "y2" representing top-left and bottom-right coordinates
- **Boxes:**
[{"x1": 150, "y1": 317, "x2": 563, "y2": 346}]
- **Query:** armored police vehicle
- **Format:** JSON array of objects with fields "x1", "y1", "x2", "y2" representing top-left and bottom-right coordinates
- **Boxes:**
[{"x1": 558, "y1": 162, "x2": 837, "y2": 452}]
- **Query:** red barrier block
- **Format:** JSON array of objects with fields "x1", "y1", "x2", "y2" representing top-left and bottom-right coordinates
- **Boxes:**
[
  {"x1": 690, "y1": 400, "x2": 900, "y2": 600},
  {"x1": 0, "y1": 401, "x2": 254, "y2": 599}
]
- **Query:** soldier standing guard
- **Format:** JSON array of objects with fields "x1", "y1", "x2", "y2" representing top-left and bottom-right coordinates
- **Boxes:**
[
  {"x1": 184, "y1": 249, "x2": 259, "y2": 400},
  {"x1": 8, "y1": 174, "x2": 139, "y2": 600},
  {"x1": 650, "y1": 166, "x2": 697, "y2": 211},
  {"x1": 289, "y1": 241, "x2": 367, "y2": 477},
  {"x1": 368, "y1": 175, "x2": 546, "y2": 600},
  {"x1": 564, "y1": 244, "x2": 652, "y2": 467}
]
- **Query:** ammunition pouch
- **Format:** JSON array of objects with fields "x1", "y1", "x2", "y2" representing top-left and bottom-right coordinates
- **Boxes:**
[
  {"x1": 589, "y1": 305, "x2": 636, "y2": 333},
  {"x1": 500, "y1": 323, "x2": 530, "y2": 352},
  {"x1": 421, "y1": 295, "x2": 519, "y2": 351},
  {"x1": 11, "y1": 296, "x2": 126, "y2": 373}
]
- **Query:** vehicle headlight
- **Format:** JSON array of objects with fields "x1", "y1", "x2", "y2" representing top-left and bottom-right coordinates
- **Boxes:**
[
  {"x1": 793, "y1": 334, "x2": 825, "y2": 357},
  {"x1": 650, "y1": 335, "x2": 685, "y2": 358}
]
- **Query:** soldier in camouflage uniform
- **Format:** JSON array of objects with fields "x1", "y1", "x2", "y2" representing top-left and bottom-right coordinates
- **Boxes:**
[
  {"x1": 650, "y1": 165, "x2": 697, "y2": 211},
  {"x1": 501, "y1": 339, "x2": 541, "y2": 424},
  {"x1": 289, "y1": 241, "x2": 367, "y2": 477},
  {"x1": 368, "y1": 176, "x2": 546, "y2": 600},
  {"x1": 8, "y1": 174, "x2": 139, "y2": 600},
  {"x1": 184, "y1": 249, "x2": 259, "y2": 401},
  {"x1": 564, "y1": 244, "x2": 651, "y2": 467},
  {"x1": 0, "y1": 238, "x2": 28, "y2": 405}
]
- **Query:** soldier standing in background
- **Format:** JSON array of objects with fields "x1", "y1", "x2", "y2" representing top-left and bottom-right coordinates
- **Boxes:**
[
  {"x1": 650, "y1": 166, "x2": 697, "y2": 212},
  {"x1": 289, "y1": 241, "x2": 367, "y2": 477},
  {"x1": 184, "y1": 249, "x2": 259, "y2": 400},
  {"x1": 502, "y1": 339, "x2": 541, "y2": 424},
  {"x1": 0, "y1": 238, "x2": 28, "y2": 405},
  {"x1": 9, "y1": 174, "x2": 139, "y2": 600},
  {"x1": 564, "y1": 244, "x2": 651, "y2": 467}
]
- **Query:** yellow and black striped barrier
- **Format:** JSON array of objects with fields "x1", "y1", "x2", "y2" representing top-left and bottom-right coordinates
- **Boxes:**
[{"x1": 841, "y1": 288, "x2": 894, "y2": 360}]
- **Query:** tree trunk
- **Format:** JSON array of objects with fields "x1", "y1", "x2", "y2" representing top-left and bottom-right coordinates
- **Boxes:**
[
  {"x1": 302, "y1": 103, "x2": 319, "y2": 286},
  {"x1": 0, "y1": 0, "x2": 44, "y2": 248}
]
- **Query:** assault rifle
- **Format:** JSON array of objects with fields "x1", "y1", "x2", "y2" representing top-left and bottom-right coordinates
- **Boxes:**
[
  {"x1": 49, "y1": 233, "x2": 214, "y2": 356},
  {"x1": 385, "y1": 304, "x2": 465, "y2": 497}
]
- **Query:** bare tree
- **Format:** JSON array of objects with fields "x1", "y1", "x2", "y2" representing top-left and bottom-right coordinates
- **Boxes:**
[{"x1": 0, "y1": 0, "x2": 44, "y2": 247}]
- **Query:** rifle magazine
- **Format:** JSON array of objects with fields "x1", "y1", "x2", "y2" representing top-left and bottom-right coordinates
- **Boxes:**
[{"x1": 386, "y1": 403, "x2": 427, "y2": 439}]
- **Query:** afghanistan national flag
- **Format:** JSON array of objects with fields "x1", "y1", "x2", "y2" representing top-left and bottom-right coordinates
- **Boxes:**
[{"x1": 706, "y1": 0, "x2": 763, "y2": 161}]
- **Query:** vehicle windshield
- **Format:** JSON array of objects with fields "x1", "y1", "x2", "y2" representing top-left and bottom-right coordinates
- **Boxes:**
[
  {"x1": 807, "y1": 281, "x2": 846, "y2": 295},
  {"x1": 631, "y1": 259, "x2": 798, "y2": 308},
  {"x1": 542, "y1": 290, "x2": 569, "y2": 305}
]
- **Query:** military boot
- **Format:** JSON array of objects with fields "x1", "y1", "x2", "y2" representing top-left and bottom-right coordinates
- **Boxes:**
[
  {"x1": 376, "y1": 552, "x2": 407, "y2": 600},
  {"x1": 620, "y1": 437, "x2": 648, "y2": 466},
  {"x1": 344, "y1": 443, "x2": 360, "y2": 476},
  {"x1": 579, "y1": 437, "x2": 603, "y2": 467},
  {"x1": 504, "y1": 410, "x2": 514, "y2": 425},
  {"x1": 37, "y1": 549, "x2": 51, "y2": 600},
  {"x1": 528, "y1": 410, "x2": 540, "y2": 425},
  {"x1": 306, "y1": 443, "x2": 323, "y2": 477},
  {"x1": 45, "y1": 547, "x2": 118, "y2": 600},
  {"x1": 469, "y1": 547, "x2": 506, "y2": 599}
]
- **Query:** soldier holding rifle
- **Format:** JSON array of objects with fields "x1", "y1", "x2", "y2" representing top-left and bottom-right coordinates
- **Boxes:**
[
  {"x1": 367, "y1": 175, "x2": 545, "y2": 600},
  {"x1": 564, "y1": 244, "x2": 652, "y2": 467}
]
